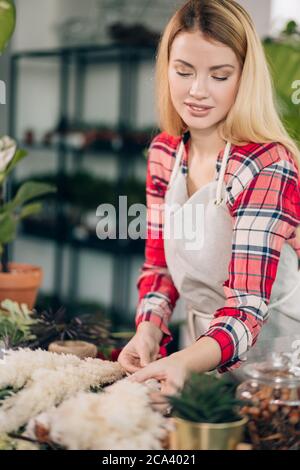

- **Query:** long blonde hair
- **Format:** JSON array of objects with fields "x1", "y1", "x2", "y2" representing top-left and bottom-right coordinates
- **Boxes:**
[{"x1": 155, "y1": 0, "x2": 300, "y2": 166}]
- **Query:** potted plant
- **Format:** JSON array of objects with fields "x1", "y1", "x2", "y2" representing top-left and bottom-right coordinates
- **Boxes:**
[
  {"x1": 167, "y1": 373, "x2": 247, "y2": 450},
  {"x1": 0, "y1": 2, "x2": 56, "y2": 308},
  {"x1": 0, "y1": 138, "x2": 56, "y2": 308}
]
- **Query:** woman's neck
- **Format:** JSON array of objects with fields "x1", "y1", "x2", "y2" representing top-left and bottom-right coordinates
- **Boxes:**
[{"x1": 188, "y1": 127, "x2": 226, "y2": 160}]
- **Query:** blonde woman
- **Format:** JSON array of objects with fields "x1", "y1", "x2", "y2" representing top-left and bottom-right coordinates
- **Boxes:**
[{"x1": 118, "y1": 0, "x2": 300, "y2": 408}]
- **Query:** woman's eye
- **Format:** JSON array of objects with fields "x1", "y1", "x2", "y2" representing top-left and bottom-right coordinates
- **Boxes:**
[
  {"x1": 176, "y1": 71, "x2": 192, "y2": 77},
  {"x1": 212, "y1": 76, "x2": 228, "y2": 81},
  {"x1": 176, "y1": 71, "x2": 229, "y2": 81}
]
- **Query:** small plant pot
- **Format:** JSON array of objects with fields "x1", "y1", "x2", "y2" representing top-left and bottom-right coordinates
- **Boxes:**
[
  {"x1": 0, "y1": 262, "x2": 43, "y2": 309},
  {"x1": 48, "y1": 340, "x2": 98, "y2": 359},
  {"x1": 169, "y1": 416, "x2": 248, "y2": 450}
]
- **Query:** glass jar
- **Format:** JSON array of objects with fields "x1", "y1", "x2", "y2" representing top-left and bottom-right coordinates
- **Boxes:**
[{"x1": 236, "y1": 351, "x2": 300, "y2": 450}]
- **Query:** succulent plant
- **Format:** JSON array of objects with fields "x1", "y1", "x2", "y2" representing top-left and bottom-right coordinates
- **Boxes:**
[{"x1": 168, "y1": 372, "x2": 242, "y2": 424}]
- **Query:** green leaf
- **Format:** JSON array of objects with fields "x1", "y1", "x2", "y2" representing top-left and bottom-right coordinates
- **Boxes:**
[
  {"x1": 0, "y1": 212, "x2": 16, "y2": 244},
  {"x1": 19, "y1": 202, "x2": 42, "y2": 219},
  {"x1": 5, "y1": 181, "x2": 56, "y2": 211},
  {"x1": 0, "y1": 387, "x2": 14, "y2": 402},
  {"x1": 0, "y1": 0, "x2": 16, "y2": 54},
  {"x1": 0, "y1": 299, "x2": 37, "y2": 347},
  {"x1": 3, "y1": 149, "x2": 28, "y2": 178}
]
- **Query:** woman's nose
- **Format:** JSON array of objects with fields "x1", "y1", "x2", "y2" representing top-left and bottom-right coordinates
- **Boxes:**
[{"x1": 189, "y1": 78, "x2": 209, "y2": 99}]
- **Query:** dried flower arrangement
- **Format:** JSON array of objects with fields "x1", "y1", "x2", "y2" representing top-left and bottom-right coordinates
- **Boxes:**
[
  {"x1": 0, "y1": 349, "x2": 124, "y2": 434},
  {"x1": 26, "y1": 379, "x2": 170, "y2": 450},
  {"x1": 0, "y1": 348, "x2": 169, "y2": 450}
]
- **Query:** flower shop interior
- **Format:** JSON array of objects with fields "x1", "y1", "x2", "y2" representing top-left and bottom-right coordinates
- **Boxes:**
[{"x1": 0, "y1": 0, "x2": 300, "y2": 453}]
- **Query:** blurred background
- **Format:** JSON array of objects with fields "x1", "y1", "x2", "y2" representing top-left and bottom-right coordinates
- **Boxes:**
[{"x1": 0, "y1": 0, "x2": 299, "y2": 350}]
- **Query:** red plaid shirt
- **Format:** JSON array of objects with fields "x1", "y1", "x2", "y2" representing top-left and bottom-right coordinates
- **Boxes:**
[{"x1": 135, "y1": 130, "x2": 300, "y2": 372}]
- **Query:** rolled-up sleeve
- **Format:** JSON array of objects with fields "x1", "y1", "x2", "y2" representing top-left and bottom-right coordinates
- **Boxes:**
[
  {"x1": 200, "y1": 158, "x2": 300, "y2": 372},
  {"x1": 135, "y1": 135, "x2": 179, "y2": 346}
]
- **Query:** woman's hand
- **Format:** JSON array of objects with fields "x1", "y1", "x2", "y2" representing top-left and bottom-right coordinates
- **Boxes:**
[
  {"x1": 128, "y1": 352, "x2": 189, "y2": 414},
  {"x1": 128, "y1": 337, "x2": 223, "y2": 414},
  {"x1": 117, "y1": 321, "x2": 164, "y2": 374},
  {"x1": 129, "y1": 352, "x2": 188, "y2": 393}
]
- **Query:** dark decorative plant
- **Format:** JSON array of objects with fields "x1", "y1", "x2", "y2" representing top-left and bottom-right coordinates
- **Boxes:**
[
  {"x1": 28, "y1": 305, "x2": 116, "y2": 352},
  {"x1": 0, "y1": 297, "x2": 116, "y2": 353}
]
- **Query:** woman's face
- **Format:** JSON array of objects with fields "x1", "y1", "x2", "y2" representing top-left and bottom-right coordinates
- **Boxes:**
[{"x1": 168, "y1": 31, "x2": 242, "y2": 131}]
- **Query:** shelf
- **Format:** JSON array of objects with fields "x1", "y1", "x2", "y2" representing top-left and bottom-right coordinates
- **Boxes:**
[
  {"x1": 19, "y1": 138, "x2": 150, "y2": 159},
  {"x1": 20, "y1": 223, "x2": 145, "y2": 256},
  {"x1": 9, "y1": 39, "x2": 152, "y2": 309},
  {"x1": 12, "y1": 43, "x2": 156, "y2": 63}
]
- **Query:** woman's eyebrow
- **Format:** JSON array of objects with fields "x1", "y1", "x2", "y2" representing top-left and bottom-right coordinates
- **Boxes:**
[{"x1": 174, "y1": 59, "x2": 235, "y2": 70}]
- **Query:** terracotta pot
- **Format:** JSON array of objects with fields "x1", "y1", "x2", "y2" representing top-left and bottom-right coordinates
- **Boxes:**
[{"x1": 0, "y1": 263, "x2": 43, "y2": 309}]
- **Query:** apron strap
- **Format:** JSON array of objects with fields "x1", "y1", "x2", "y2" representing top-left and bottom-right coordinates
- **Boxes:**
[
  {"x1": 168, "y1": 139, "x2": 185, "y2": 189},
  {"x1": 215, "y1": 141, "x2": 231, "y2": 205}
]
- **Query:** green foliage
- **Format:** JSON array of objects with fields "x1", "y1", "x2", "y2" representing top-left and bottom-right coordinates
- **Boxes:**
[
  {"x1": 0, "y1": 387, "x2": 14, "y2": 402},
  {"x1": 282, "y1": 20, "x2": 299, "y2": 36},
  {"x1": 0, "y1": 146, "x2": 56, "y2": 257},
  {"x1": 0, "y1": 0, "x2": 16, "y2": 54},
  {"x1": 14, "y1": 172, "x2": 145, "y2": 211},
  {"x1": 168, "y1": 373, "x2": 242, "y2": 424},
  {"x1": 263, "y1": 37, "x2": 300, "y2": 148},
  {"x1": 0, "y1": 212, "x2": 16, "y2": 251},
  {"x1": 0, "y1": 299, "x2": 37, "y2": 346},
  {"x1": 4, "y1": 181, "x2": 56, "y2": 212},
  {"x1": 0, "y1": 149, "x2": 27, "y2": 183}
]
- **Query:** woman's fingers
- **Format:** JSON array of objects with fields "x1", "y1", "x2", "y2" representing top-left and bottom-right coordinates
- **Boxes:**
[
  {"x1": 130, "y1": 362, "x2": 164, "y2": 383},
  {"x1": 140, "y1": 348, "x2": 151, "y2": 367},
  {"x1": 149, "y1": 391, "x2": 172, "y2": 415},
  {"x1": 160, "y1": 374, "x2": 185, "y2": 396},
  {"x1": 141, "y1": 341, "x2": 161, "y2": 365},
  {"x1": 151, "y1": 402, "x2": 170, "y2": 414},
  {"x1": 118, "y1": 353, "x2": 142, "y2": 374},
  {"x1": 149, "y1": 391, "x2": 168, "y2": 404}
]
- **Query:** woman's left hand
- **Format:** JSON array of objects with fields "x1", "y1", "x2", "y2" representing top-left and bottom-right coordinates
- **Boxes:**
[{"x1": 129, "y1": 352, "x2": 188, "y2": 414}]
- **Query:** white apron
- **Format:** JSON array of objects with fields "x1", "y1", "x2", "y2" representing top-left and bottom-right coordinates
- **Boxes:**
[{"x1": 163, "y1": 137, "x2": 300, "y2": 359}]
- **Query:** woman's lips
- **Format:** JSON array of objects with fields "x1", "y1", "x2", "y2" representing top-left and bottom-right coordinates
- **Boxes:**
[{"x1": 186, "y1": 103, "x2": 214, "y2": 116}]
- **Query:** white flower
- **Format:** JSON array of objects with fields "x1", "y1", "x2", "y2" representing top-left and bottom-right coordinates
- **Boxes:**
[{"x1": 0, "y1": 136, "x2": 17, "y2": 173}]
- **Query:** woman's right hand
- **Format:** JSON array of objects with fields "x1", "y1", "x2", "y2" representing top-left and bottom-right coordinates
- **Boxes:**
[{"x1": 118, "y1": 321, "x2": 164, "y2": 374}]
